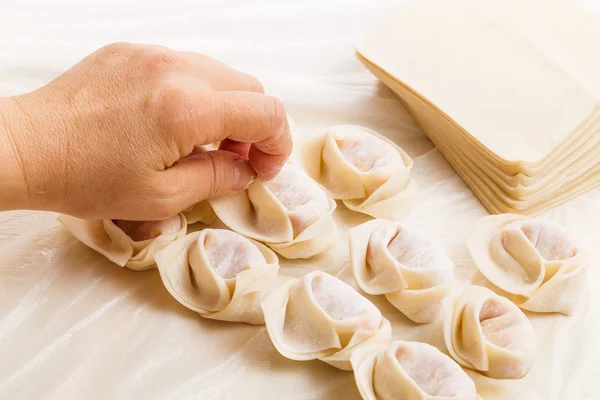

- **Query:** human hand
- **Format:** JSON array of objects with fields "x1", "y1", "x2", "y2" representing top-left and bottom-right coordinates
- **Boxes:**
[{"x1": 0, "y1": 42, "x2": 291, "y2": 220}]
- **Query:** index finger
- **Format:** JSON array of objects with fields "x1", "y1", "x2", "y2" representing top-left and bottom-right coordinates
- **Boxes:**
[{"x1": 211, "y1": 91, "x2": 292, "y2": 180}]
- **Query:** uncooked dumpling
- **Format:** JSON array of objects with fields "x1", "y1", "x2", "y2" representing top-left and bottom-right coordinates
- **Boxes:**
[
  {"x1": 210, "y1": 163, "x2": 338, "y2": 259},
  {"x1": 297, "y1": 125, "x2": 415, "y2": 221},
  {"x1": 349, "y1": 219, "x2": 454, "y2": 323},
  {"x1": 182, "y1": 200, "x2": 216, "y2": 225},
  {"x1": 442, "y1": 286, "x2": 536, "y2": 379},
  {"x1": 261, "y1": 271, "x2": 391, "y2": 370},
  {"x1": 154, "y1": 229, "x2": 279, "y2": 324},
  {"x1": 113, "y1": 218, "x2": 182, "y2": 242},
  {"x1": 59, "y1": 214, "x2": 187, "y2": 270},
  {"x1": 468, "y1": 214, "x2": 588, "y2": 315},
  {"x1": 350, "y1": 341, "x2": 476, "y2": 400}
]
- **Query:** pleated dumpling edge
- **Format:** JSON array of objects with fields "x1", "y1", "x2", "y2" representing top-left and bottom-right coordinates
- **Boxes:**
[
  {"x1": 154, "y1": 228, "x2": 279, "y2": 325},
  {"x1": 468, "y1": 214, "x2": 588, "y2": 315},
  {"x1": 350, "y1": 340, "x2": 477, "y2": 400},
  {"x1": 59, "y1": 213, "x2": 187, "y2": 270},
  {"x1": 296, "y1": 124, "x2": 416, "y2": 221},
  {"x1": 209, "y1": 163, "x2": 339, "y2": 259},
  {"x1": 261, "y1": 270, "x2": 391, "y2": 370},
  {"x1": 441, "y1": 285, "x2": 536, "y2": 380},
  {"x1": 349, "y1": 219, "x2": 454, "y2": 323}
]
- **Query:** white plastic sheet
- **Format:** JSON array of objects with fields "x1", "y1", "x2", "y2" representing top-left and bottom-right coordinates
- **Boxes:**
[{"x1": 1, "y1": 1, "x2": 599, "y2": 399}]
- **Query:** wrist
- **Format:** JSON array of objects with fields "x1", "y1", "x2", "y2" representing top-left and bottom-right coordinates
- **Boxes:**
[
  {"x1": 0, "y1": 92, "x2": 68, "y2": 213},
  {"x1": 0, "y1": 97, "x2": 32, "y2": 211}
]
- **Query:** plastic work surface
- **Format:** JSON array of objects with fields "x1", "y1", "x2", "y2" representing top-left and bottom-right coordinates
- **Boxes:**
[{"x1": 1, "y1": 1, "x2": 599, "y2": 399}]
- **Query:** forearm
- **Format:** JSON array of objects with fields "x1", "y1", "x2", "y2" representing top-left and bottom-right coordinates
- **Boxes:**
[{"x1": 0, "y1": 97, "x2": 31, "y2": 211}]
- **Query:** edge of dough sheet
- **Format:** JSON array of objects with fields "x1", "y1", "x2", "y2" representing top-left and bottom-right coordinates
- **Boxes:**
[
  {"x1": 431, "y1": 115, "x2": 600, "y2": 192},
  {"x1": 355, "y1": 0, "x2": 600, "y2": 166},
  {"x1": 384, "y1": 63, "x2": 600, "y2": 198},
  {"x1": 356, "y1": 52, "x2": 600, "y2": 215}
]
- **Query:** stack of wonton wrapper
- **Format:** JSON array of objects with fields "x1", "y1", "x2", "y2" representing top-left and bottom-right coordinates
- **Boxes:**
[{"x1": 356, "y1": 0, "x2": 600, "y2": 216}]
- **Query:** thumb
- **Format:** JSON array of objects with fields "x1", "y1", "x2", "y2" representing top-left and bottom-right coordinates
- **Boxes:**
[{"x1": 165, "y1": 150, "x2": 257, "y2": 210}]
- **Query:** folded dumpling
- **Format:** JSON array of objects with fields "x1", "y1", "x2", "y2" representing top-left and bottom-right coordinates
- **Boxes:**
[
  {"x1": 296, "y1": 125, "x2": 416, "y2": 221},
  {"x1": 468, "y1": 214, "x2": 588, "y2": 315},
  {"x1": 59, "y1": 214, "x2": 187, "y2": 270},
  {"x1": 154, "y1": 229, "x2": 279, "y2": 324},
  {"x1": 349, "y1": 219, "x2": 454, "y2": 323},
  {"x1": 261, "y1": 270, "x2": 391, "y2": 370},
  {"x1": 182, "y1": 200, "x2": 217, "y2": 225},
  {"x1": 442, "y1": 286, "x2": 536, "y2": 379},
  {"x1": 210, "y1": 163, "x2": 338, "y2": 259},
  {"x1": 350, "y1": 341, "x2": 477, "y2": 400}
]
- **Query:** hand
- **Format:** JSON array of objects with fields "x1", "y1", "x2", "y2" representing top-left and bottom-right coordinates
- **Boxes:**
[{"x1": 0, "y1": 42, "x2": 291, "y2": 220}]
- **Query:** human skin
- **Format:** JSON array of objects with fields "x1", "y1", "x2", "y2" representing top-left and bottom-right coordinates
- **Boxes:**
[{"x1": 0, "y1": 42, "x2": 291, "y2": 221}]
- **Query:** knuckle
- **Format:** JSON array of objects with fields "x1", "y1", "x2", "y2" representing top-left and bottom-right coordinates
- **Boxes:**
[
  {"x1": 144, "y1": 50, "x2": 181, "y2": 74},
  {"x1": 149, "y1": 83, "x2": 190, "y2": 132},
  {"x1": 148, "y1": 83, "x2": 215, "y2": 151},
  {"x1": 191, "y1": 52, "x2": 213, "y2": 65},
  {"x1": 247, "y1": 76, "x2": 265, "y2": 94},
  {"x1": 94, "y1": 42, "x2": 135, "y2": 64},
  {"x1": 204, "y1": 152, "x2": 229, "y2": 197},
  {"x1": 101, "y1": 41, "x2": 132, "y2": 54}
]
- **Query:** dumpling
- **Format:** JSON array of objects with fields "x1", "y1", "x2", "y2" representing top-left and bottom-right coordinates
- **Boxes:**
[
  {"x1": 350, "y1": 341, "x2": 477, "y2": 400},
  {"x1": 261, "y1": 270, "x2": 391, "y2": 370},
  {"x1": 349, "y1": 219, "x2": 454, "y2": 323},
  {"x1": 154, "y1": 229, "x2": 279, "y2": 324},
  {"x1": 112, "y1": 218, "x2": 182, "y2": 242},
  {"x1": 59, "y1": 214, "x2": 187, "y2": 270},
  {"x1": 296, "y1": 125, "x2": 416, "y2": 221},
  {"x1": 182, "y1": 200, "x2": 217, "y2": 225},
  {"x1": 442, "y1": 286, "x2": 536, "y2": 379},
  {"x1": 468, "y1": 214, "x2": 588, "y2": 315},
  {"x1": 209, "y1": 163, "x2": 338, "y2": 259}
]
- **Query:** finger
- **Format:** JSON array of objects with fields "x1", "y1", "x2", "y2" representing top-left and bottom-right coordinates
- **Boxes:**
[
  {"x1": 177, "y1": 51, "x2": 264, "y2": 93},
  {"x1": 211, "y1": 91, "x2": 292, "y2": 179},
  {"x1": 219, "y1": 139, "x2": 251, "y2": 158},
  {"x1": 248, "y1": 145, "x2": 290, "y2": 181},
  {"x1": 163, "y1": 150, "x2": 257, "y2": 210},
  {"x1": 181, "y1": 146, "x2": 206, "y2": 159}
]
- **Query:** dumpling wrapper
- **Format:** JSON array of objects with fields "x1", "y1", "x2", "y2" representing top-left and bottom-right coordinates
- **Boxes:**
[
  {"x1": 261, "y1": 270, "x2": 391, "y2": 370},
  {"x1": 59, "y1": 213, "x2": 187, "y2": 271},
  {"x1": 350, "y1": 341, "x2": 477, "y2": 400},
  {"x1": 354, "y1": 51, "x2": 600, "y2": 216},
  {"x1": 350, "y1": 219, "x2": 454, "y2": 323},
  {"x1": 355, "y1": 0, "x2": 600, "y2": 165},
  {"x1": 297, "y1": 125, "x2": 416, "y2": 221},
  {"x1": 154, "y1": 229, "x2": 279, "y2": 325},
  {"x1": 468, "y1": 214, "x2": 588, "y2": 315},
  {"x1": 182, "y1": 200, "x2": 217, "y2": 225},
  {"x1": 210, "y1": 163, "x2": 338, "y2": 259},
  {"x1": 441, "y1": 286, "x2": 536, "y2": 379}
]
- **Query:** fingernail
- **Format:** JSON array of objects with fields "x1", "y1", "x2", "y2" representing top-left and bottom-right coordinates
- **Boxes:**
[{"x1": 233, "y1": 158, "x2": 258, "y2": 190}]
